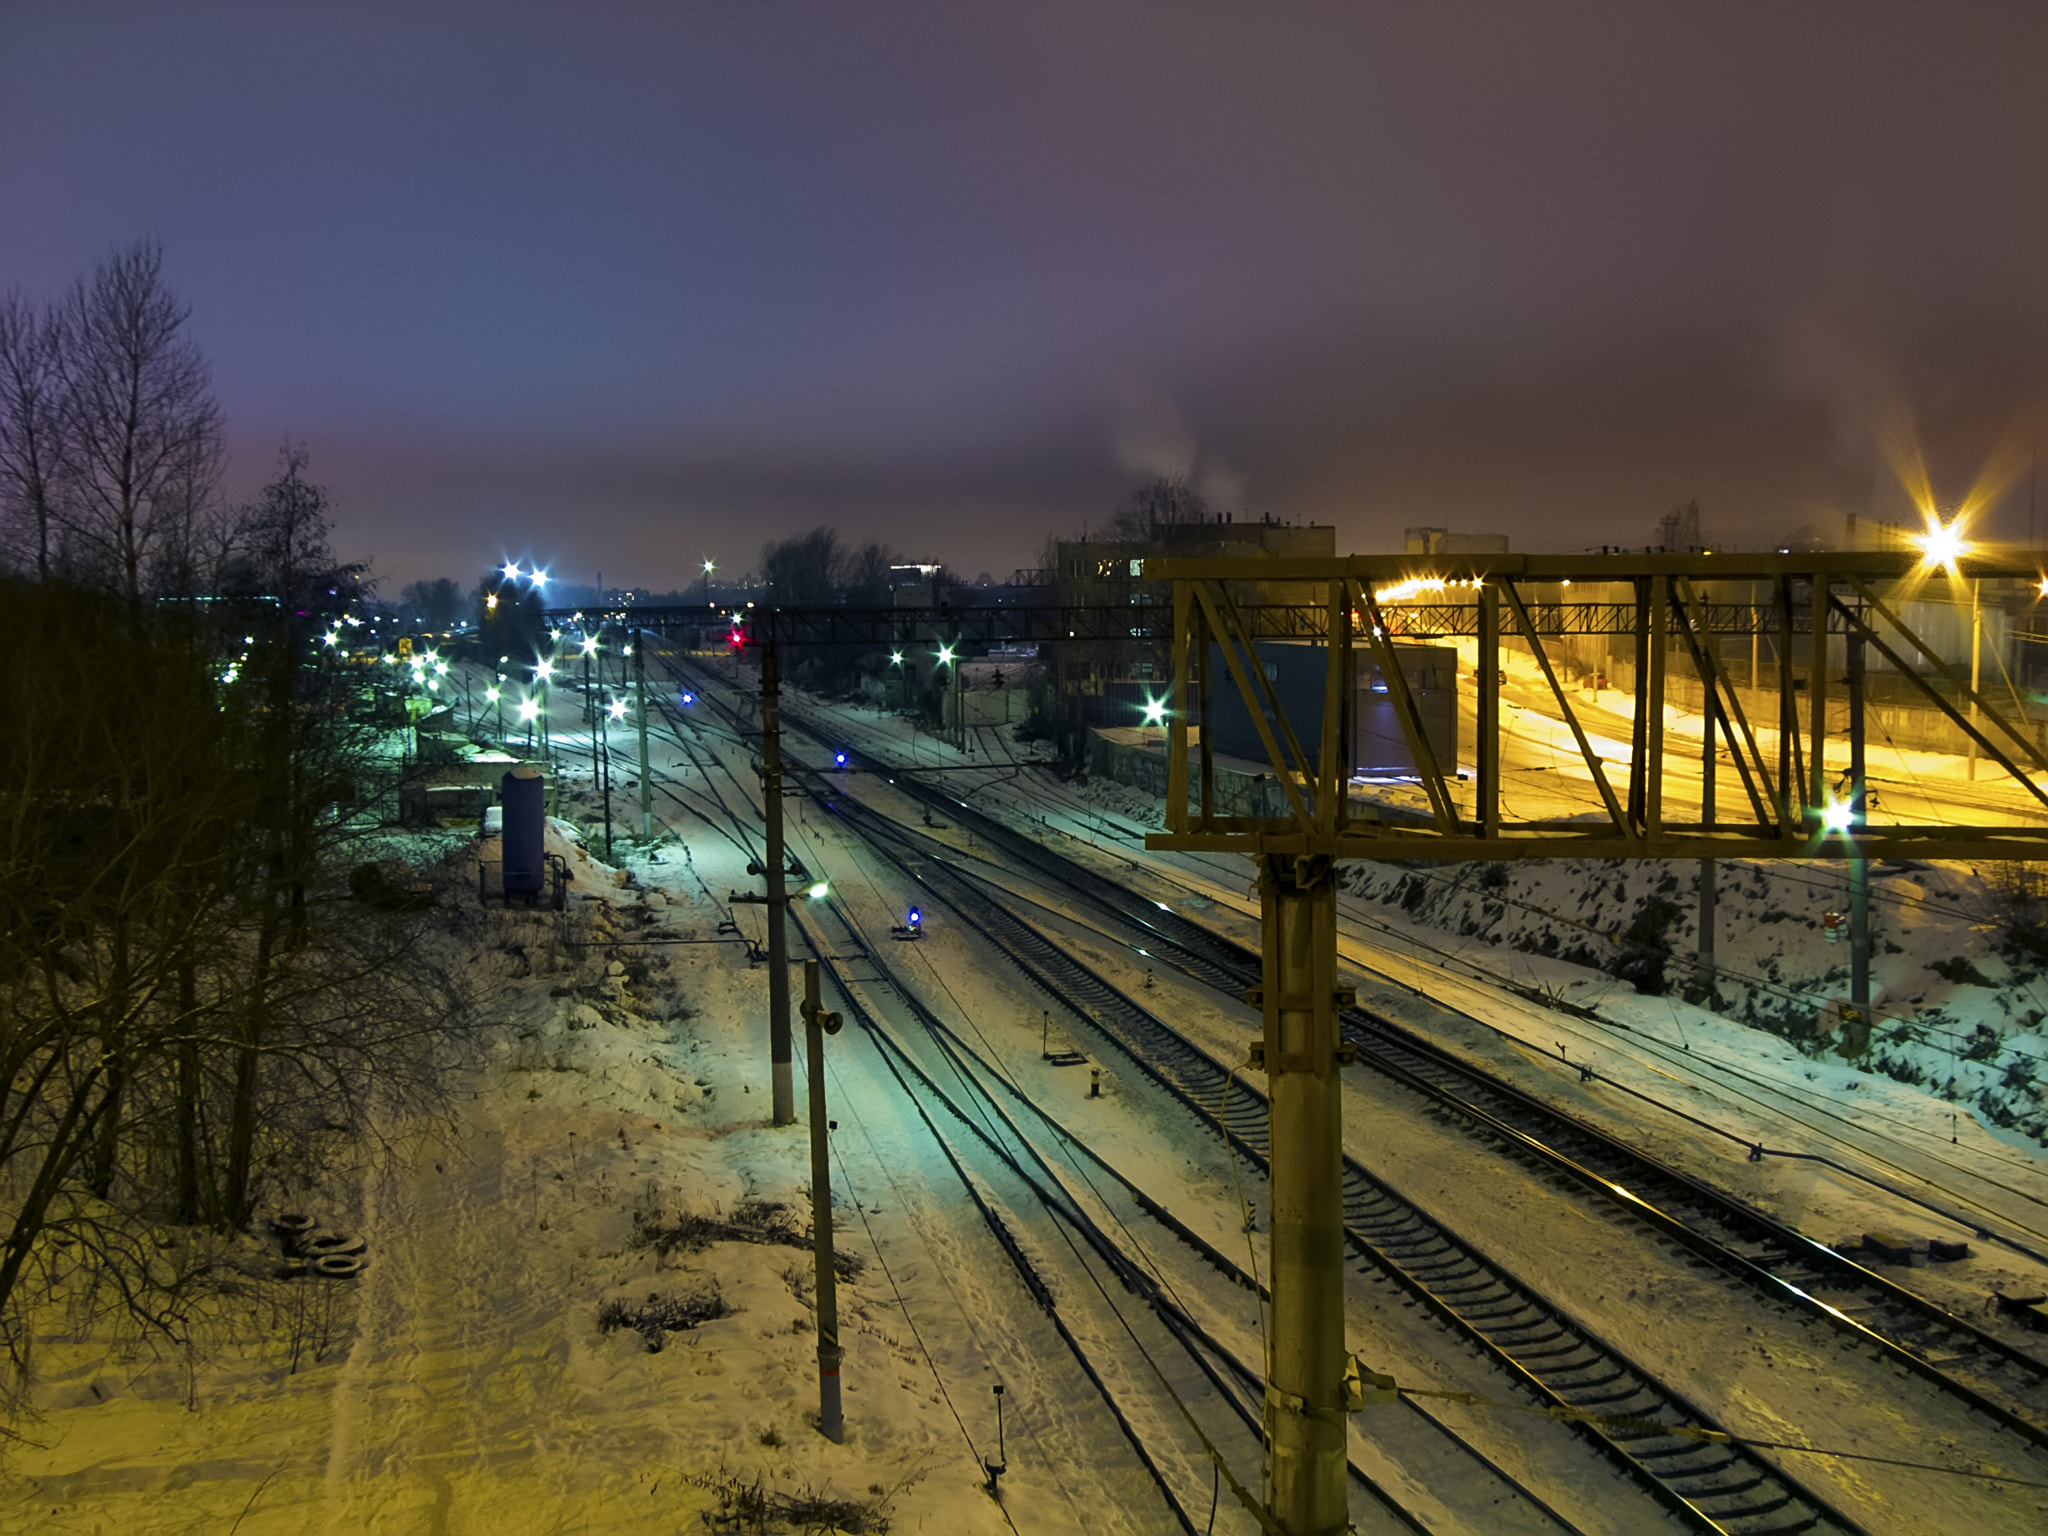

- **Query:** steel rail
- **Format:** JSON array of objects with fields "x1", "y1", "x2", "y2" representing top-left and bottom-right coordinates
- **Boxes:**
[{"x1": 803, "y1": 784, "x2": 1858, "y2": 1536}]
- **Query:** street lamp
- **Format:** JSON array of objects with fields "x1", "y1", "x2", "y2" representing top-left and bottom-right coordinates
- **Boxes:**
[{"x1": 702, "y1": 559, "x2": 715, "y2": 607}]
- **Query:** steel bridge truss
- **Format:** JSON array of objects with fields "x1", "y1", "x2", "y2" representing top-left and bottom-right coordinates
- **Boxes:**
[{"x1": 1143, "y1": 550, "x2": 2048, "y2": 865}]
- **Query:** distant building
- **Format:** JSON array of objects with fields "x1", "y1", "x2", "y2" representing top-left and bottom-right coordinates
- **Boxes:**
[
  {"x1": 1404, "y1": 527, "x2": 1510, "y2": 555},
  {"x1": 1043, "y1": 514, "x2": 1337, "y2": 758}
]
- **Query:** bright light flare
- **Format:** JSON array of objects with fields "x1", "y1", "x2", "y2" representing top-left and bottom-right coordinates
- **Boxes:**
[
  {"x1": 937, "y1": 644, "x2": 955, "y2": 665},
  {"x1": 806, "y1": 881, "x2": 830, "y2": 900},
  {"x1": 517, "y1": 698, "x2": 540, "y2": 722},
  {"x1": 1821, "y1": 799, "x2": 1854, "y2": 834},
  {"x1": 581, "y1": 635, "x2": 599, "y2": 655},
  {"x1": 501, "y1": 561, "x2": 521, "y2": 581},
  {"x1": 529, "y1": 569, "x2": 549, "y2": 589},
  {"x1": 533, "y1": 660, "x2": 555, "y2": 682},
  {"x1": 890, "y1": 650, "x2": 903, "y2": 666},
  {"x1": 1916, "y1": 514, "x2": 1968, "y2": 572},
  {"x1": 607, "y1": 698, "x2": 628, "y2": 721},
  {"x1": 485, "y1": 686, "x2": 500, "y2": 702},
  {"x1": 1142, "y1": 696, "x2": 1167, "y2": 726}
]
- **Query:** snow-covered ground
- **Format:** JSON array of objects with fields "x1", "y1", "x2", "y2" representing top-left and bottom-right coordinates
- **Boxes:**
[{"x1": 11, "y1": 650, "x2": 2048, "y2": 1535}]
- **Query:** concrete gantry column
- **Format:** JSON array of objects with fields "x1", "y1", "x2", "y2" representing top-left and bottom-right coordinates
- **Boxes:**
[
  {"x1": 634, "y1": 632, "x2": 652, "y2": 839},
  {"x1": 1257, "y1": 850, "x2": 1347, "y2": 1536},
  {"x1": 763, "y1": 641, "x2": 795, "y2": 1126},
  {"x1": 800, "y1": 961, "x2": 844, "y2": 1440}
]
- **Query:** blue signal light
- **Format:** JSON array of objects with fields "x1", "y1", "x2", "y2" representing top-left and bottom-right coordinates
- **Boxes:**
[
  {"x1": 906, "y1": 906, "x2": 921, "y2": 929},
  {"x1": 680, "y1": 691, "x2": 695, "y2": 705}
]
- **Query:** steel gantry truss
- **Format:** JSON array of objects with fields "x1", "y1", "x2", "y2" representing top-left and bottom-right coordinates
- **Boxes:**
[
  {"x1": 1149, "y1": 550, "x2": 2048, "y2": 863},
  {"x1": 1140, "y1": 548, "x2": 2048, "y2": 1536}
]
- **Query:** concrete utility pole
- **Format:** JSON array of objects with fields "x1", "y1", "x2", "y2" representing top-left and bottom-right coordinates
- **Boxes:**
[
  {"x1": 633, "y1": 634, "x2": 651, "y2": 839},
  {"x1": 800, "y1": 961, "x2": 845, "y2": 1441},
  {"x1": 763, "y1": 642, "x2": 796, "y2": 1126},
  {"x1": 1256, "y1": 852, "x2": 1347, "y2": 1535}
]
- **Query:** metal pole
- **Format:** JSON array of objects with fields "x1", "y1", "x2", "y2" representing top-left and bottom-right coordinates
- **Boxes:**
[
  {"x1": 1968, "y1": 578, "x2": 1983, "y2": 781},
  {"x1": 1258, "y1": 850, "x2": 1346, "y2": 1535},
  {"x1": 1750, "y1": 582, "x2": 1760, "y2": 692},
  {"x1": 1849, "y1": 626, "x2": 1870, "y2": 1016},
  {"x1": 1478, "y1": 582, "x2": 1500, "y2": 839},
  {"x1": 1699, "y1": 700, "x2": 1715, "y2": 995},
  {"x1": 764, "y1": 641, "x2": 796, "y2": 1126},
  {"x1": 599, "y1": 697, "x2": 613, "y2": 863},
  {"x1": 634, "y1": 634, "x2": 652, "y2": 839},
  {"x1": 800, "y1": 960, "x2": 844, "y2": 1441}
]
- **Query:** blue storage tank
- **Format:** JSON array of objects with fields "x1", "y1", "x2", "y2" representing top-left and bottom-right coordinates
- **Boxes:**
[{"x1": 500, "y1": 767, "x2": 546, "y2": 899}]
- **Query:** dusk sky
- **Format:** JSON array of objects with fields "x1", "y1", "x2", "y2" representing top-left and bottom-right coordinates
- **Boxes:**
[{"x1": 6, "y1": 3, "x2": 2047, "y2": 592}]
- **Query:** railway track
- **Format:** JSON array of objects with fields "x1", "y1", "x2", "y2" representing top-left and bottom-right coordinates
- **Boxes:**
[
  {"x1": 781, "y1": 774, "x2": 1862, "y2": 1535},
  {"x1": 661, "y1": 652, "x2": 2048, "y2": 1527},
  {"x1": 795, "y1": 892, "x2": 1604, "y2": 1536},
  {"x1": 790, "y1": 734, "x2": 2048, "y2": 1455},
  {"x1": 791, "y1": 898, "x2": 1465, "y2": 1536}
]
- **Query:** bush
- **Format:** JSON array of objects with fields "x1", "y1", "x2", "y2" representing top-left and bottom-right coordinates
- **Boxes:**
[{"x1": 596, "y1": 1283, "x2": 732, "y2": 1350}]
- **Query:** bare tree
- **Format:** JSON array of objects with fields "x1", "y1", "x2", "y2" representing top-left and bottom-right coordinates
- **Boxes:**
[
  {"x1": 400, "y1": 576, "x2": 465, "y2": 628},
  {"x1": 0, "y1": 293, "x2": 67, "y2": 581},
  {"x1": 54, "y1": 241, "x2": 224, "y2": 613},
  {"x1": 1108, "y1": 474, "x2": 1208, "y2": 541},
  {"x1": 843, "y1": 539, "x2": 894, "y2": 592},
  {"x1": 760, "y1": 526, "x2": 844, "y2": 605}
]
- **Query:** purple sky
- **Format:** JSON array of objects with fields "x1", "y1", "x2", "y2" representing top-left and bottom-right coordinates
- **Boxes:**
[{"x1": 6, "y1": 3, "x2": 2046, "y2": 591}]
